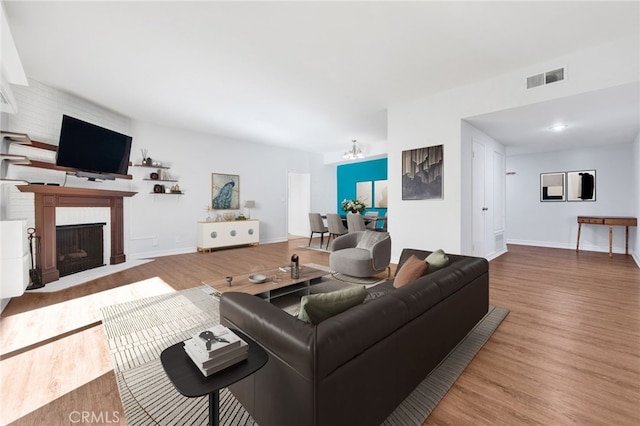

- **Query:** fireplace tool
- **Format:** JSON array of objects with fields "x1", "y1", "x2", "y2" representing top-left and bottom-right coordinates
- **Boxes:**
[{"x1": 26, "y1": 227, "x2": 44, "y2": 290}]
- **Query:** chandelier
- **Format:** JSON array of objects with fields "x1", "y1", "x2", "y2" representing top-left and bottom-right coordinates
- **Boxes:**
[{"x1": 343, "y1": 139, "x2": 364, "y2": 160}]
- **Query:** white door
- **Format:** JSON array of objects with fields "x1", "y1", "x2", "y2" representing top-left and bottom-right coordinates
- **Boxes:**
[
  {"x1": 287, "y1": 172, "x2": 310, "y2": 238},
  {"x1": 472, "y1": 141, "x2": 486, "y2": 257}
]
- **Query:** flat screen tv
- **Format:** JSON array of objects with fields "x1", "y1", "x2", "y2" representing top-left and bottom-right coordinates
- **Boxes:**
[{"x1": 56, "y1": 115, "x2": 133, "y2": 180}]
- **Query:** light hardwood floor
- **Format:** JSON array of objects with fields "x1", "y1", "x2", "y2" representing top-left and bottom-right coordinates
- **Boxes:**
[{"x1": 1, "y1": 240, "x2": 639, "y2": 425}]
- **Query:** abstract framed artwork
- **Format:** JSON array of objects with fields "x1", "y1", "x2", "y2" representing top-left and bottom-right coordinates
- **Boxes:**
[
  {"x1": 356, "y1": 181, "x2": 373, "y2": 207},
  {"x1": 212, "y1": 173, "x2": 240, "y2": 209},
  {"x1": 540, "y1": 172, "x2": 565, "y2": 201},
  {"x1": 402, "y1": 144, "x2": 444, "y2": 200},
  {"x1": 374, "y1": 180, "x2": 388, "y2": 208},
  {"x1": 566, "y1": 170, "x2": 596, "y2": 201}
]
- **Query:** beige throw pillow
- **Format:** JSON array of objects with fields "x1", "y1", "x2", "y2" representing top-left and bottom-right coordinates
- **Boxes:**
[{"x1": 425, "y1": 249, "x2": 449, "y2": 273}]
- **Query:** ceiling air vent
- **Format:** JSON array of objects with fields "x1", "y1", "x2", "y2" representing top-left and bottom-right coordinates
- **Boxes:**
[{"x1": 526, "y1": 67, "x2": 566, "y2": 89}]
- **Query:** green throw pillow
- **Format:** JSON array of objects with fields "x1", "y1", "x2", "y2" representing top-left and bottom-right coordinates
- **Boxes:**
[
  {"x1": 425, "y1": 249, "x2": 449, "y2": 273},
  {"x1": 298, "y1": 285, "x2": 367, "y2": 324}
]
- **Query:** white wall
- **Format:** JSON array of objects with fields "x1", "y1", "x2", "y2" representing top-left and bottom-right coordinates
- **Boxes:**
[
  {"x1": 633, "y1": 132, "x2": 640, "y2": 265},
  {"x1": 127, "y1": 121, "x2": 335, "y2": 257},
  {"x1": 387, "y1": 36, "x2": 639, "y2": 262},
  {"x1": 506, "y1": 143, "x2": 636, "y2": 253},
  {"x1": 4, "y1": 79, "x2": 336, "y2": 260}
]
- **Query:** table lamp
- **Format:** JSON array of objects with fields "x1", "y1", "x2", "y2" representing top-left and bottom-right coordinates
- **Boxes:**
[{"x1": 244, "y1": 200, "x2": 255, "y2": 219}]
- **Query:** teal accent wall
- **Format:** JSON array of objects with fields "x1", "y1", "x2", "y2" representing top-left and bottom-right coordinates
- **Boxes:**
[{"x1": 337, "y1": 158, "x2": 388, "y2": 215}]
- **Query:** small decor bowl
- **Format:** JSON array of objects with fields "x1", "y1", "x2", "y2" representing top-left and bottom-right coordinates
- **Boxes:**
[
  {"x1": 222, "y1": 212, "x2": 236, "y2": 221},
  {"x1": 248, "y1": 274, "x2": 268, "y2": 284}
]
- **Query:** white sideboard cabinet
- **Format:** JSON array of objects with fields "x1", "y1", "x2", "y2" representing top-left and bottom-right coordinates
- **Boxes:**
[{"x1": 197, "y1": 220, "x2": 259, "y2": 252}]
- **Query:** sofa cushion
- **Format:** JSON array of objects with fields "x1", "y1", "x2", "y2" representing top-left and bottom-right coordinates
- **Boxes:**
[
  {"x1": 393, "y1": 255, "x2": 429, "y2": 288},
  {"x1": 364, "y1": 280, "x2": 394, "y2": 302},
  {"x1": 425, "y1": 249, "x2": 449, "y2": 273},
  {"x1": 298, "y1": 285, "x2": 367, "y2": 324}
]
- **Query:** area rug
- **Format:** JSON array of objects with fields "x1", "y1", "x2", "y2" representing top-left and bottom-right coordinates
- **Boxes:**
[
  {"x1": 298, "y1": 242, "x2": 331, "y2": 253},
  {"x1": 100, "y1": 285, "x2": 508, "y2": 425}
]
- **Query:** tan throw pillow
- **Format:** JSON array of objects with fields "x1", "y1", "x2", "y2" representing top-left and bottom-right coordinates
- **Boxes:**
[{"x1": 393, "y1": 255, "x2": 429, "y2": 288}]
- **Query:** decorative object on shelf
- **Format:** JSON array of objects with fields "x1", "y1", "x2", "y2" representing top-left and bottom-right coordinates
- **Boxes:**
[
  {"x1": 402, "y1": 144, "x2": 444, "y2": 200},
  {"x1": 141, "y1": 148, "x2": 149, "y2": 165},
  {"x1": 236, "y1": 213, "x2": 247, "y2": 220},
  {"x1": 170, "y1": 184, "x2": 181, "y2": 193},
  {"x1": 212, "y1": 173, "x2": 240, "y2": 209},
  {"x1": 244, "y1": 200, "x2": 255, "y2": 219},
  {"x1": 222, "y1": 212, "x2": 236, "y2": 221},
  {"x1": 153, "y1": 184, "x2": 165, "y2": 193},
  {"x1": 150, "y1": 172, "x2": 159, "y2": 180},
  {"x1": 341, "y1": 198, "x2": 366, "y2": 214},
  {"x1": 344, "y1": 139, "x2": 365, "y2": 160}
]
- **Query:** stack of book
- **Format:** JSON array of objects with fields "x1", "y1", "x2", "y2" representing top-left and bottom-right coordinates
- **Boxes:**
[{"x1": 183, "y1": 325, "x2": 248, "y2": 377}]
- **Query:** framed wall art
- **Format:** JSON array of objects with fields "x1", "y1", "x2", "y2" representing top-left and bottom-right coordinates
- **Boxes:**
[
  {"x1": 374, "y1": 180, "x2": 388, "y2": 208},
  {"x1": 356, "y1": 181, "x2": 373, "y2": 207},
  {"x1": 212, "y1": 173, "x2": 240, "y2": 209},
  {"x1": 567, "y1": 170, "x2": 596, "y2": 201},
  {"x1": 540, "y1": 172, "x2": 565, "y2": 201},
  {"x1": 402, "y1": 144, "x2": 443, "y2": 200}
]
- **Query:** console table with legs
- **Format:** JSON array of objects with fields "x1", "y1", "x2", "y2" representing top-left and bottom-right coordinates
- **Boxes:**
[{"x1": 576, "y1": 216, "x2": 637, "y2": 257}]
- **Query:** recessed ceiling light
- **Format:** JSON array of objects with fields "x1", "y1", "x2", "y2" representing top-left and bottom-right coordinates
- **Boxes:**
[{"x1": 549, "y1": 124, "x2": 568, "y2": 132}]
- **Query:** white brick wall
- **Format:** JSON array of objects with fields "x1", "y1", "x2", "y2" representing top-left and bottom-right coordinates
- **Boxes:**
[
  {"x1": 3, "y1": 77, "x2": 133, "y2": 225},
  {"x1": 8, "y1": 78, "x2": 130, "y2": 144}
]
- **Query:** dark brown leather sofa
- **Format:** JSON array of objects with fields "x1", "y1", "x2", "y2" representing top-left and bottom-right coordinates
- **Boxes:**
[{"x1": 220, "y1": 248, "x2": 489, "y2": 426}]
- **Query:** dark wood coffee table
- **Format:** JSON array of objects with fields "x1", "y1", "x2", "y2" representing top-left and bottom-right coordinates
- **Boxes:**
[
  {"x1": 160, "y1": 328, "x2": 268, "y2": 426},
  {"x1": 203, "y1": 265, "x2": 327, "y2": 302}
]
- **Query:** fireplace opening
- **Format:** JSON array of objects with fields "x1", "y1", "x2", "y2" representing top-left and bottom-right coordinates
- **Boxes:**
[{"x1": 56, "y1": 223, "x2": 106, "y2": 277}]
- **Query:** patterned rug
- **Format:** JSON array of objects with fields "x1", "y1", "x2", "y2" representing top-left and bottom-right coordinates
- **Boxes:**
[{"x1": 100, "y1": 284, "x2": 508, "y2": 425}]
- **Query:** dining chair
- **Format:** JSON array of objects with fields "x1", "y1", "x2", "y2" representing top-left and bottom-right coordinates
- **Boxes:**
[
  {"x1": 364, "y1": 211, "x2": 379, "y2": 230},
  {"x1": 325, "y1": 213, "x2": 348, "y2": 249},
  {"x1": 346, "y1": 213, "x2": 366, "y2": 233},
  {"x1": 308, "y1": 213, "x2": 329, "y2": 247}
]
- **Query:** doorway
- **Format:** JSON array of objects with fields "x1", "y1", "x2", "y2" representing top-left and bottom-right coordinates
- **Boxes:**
[
  {"x1": 472, "y1": 140, "x2": 486, "y2": 257},
  {"x1": 287, "y1": 172, "x2": 311, "y2": 238}
]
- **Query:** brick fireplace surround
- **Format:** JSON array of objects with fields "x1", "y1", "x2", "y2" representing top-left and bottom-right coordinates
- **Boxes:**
[{"x1": 17, "y1": 185, "x2": 136, "y2": 284}]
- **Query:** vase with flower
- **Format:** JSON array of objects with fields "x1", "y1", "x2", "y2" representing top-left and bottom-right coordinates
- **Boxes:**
[{"x1": 341, "y1": 199, "x2": 366, "y2": 214}]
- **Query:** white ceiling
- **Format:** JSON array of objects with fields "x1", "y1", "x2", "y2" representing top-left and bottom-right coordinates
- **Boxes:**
[
  {"x1": 465, "y1": 82, "x2": 640, "y2": 156},
  {"x1": 3, "y1": 1, "x2": 639, "y2": 154}
]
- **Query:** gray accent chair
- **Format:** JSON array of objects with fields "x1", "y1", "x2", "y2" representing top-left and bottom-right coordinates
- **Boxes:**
[
  {"x1": 364, "y1": 211, "x2": 379, "y2": 230},
  {"x1": 325, "y1": 213, "x2": 348, "y2": 249},
  {"x1": 308, "y1": 213, "x2": 328, "y2": 247},
  {"x1": 346, "y1": 213, "x2": 366, "y2": 233},
  {"x1": 329, "y1": 230, "x2": 391, "y2": 278}
]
